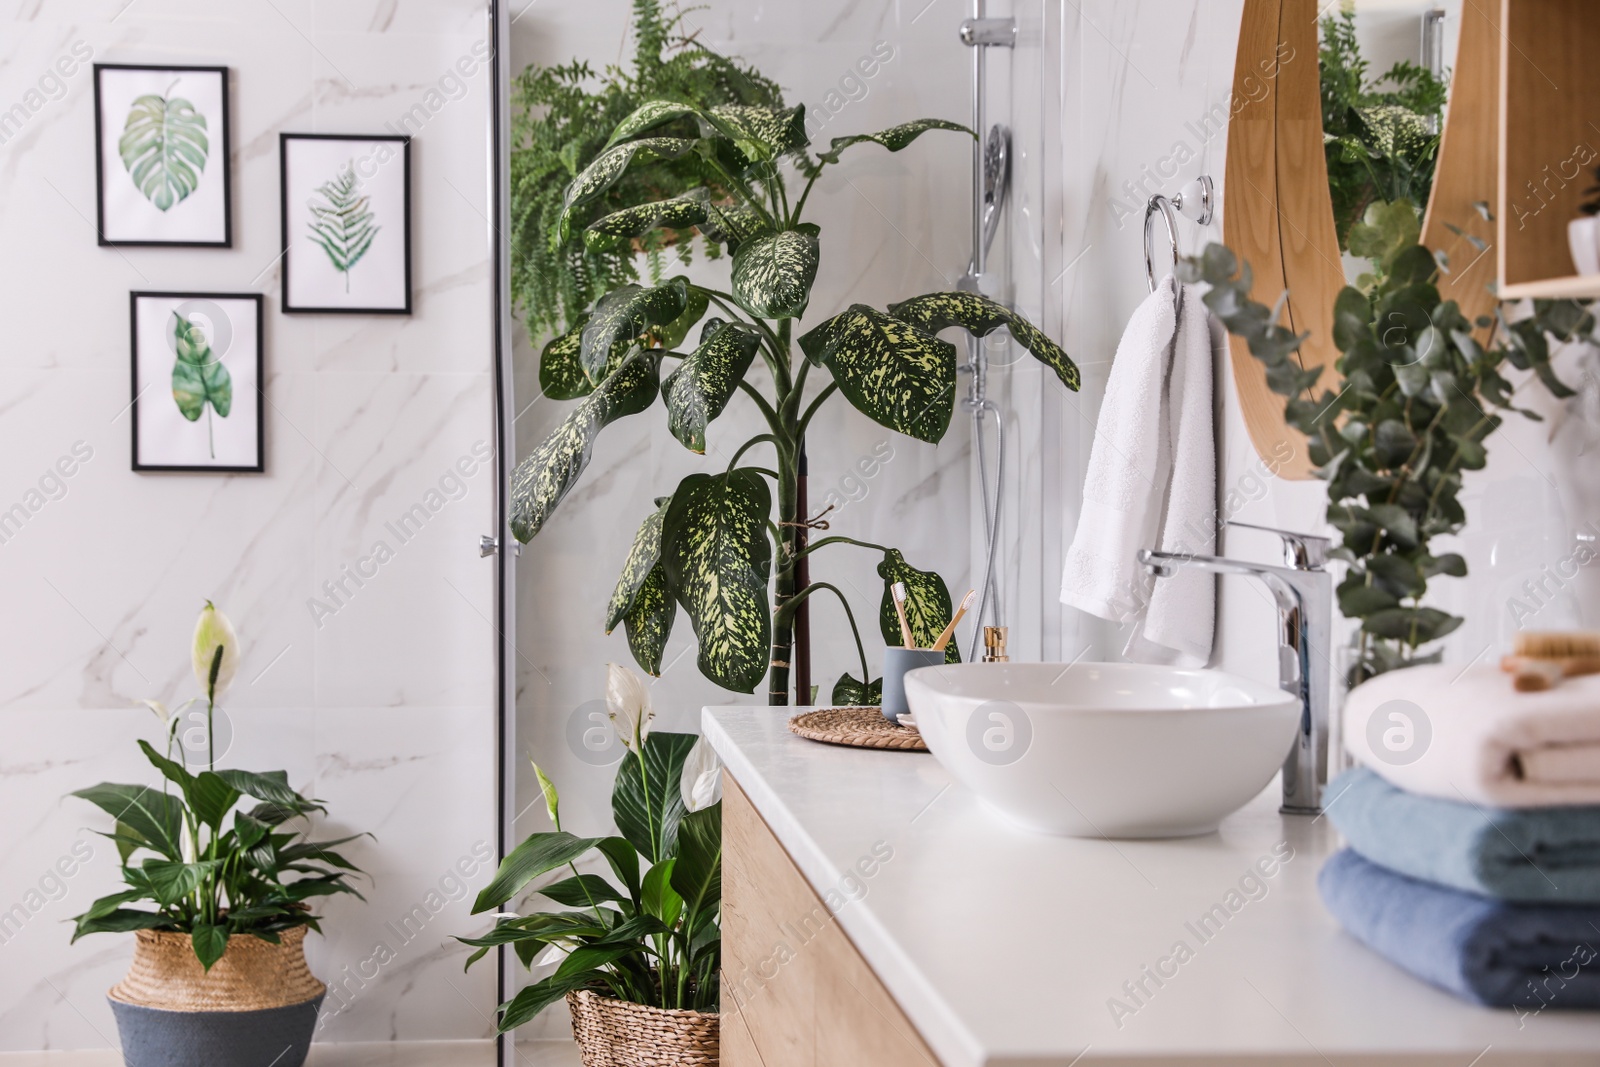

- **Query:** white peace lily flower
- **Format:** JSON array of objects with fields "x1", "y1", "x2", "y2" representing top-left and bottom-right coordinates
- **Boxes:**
[
  {"x1": 605, "y1": 663, "x2": 654, "y2": 750},
  {"x1": 680, "y1": 736, "x2": 723, "y2": 813},
  {"x1": 137, "y1": 699, "x2": 169, "y2": 725},
  {"x1": 531, "y1": 759, "x2": 560, "y2": 828},
  {"x1": 533, "y1": 941, "x2": 571, "y2": 969},
  {"x1": 192, "y1": 601, "x2": 240, "y2": 702}
]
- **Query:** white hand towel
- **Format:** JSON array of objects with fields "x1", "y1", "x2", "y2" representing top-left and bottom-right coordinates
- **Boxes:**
[
  {"x1": 1343, "y1": 663, "x2": 1600, "y2": 807},
  {"x1": 1059, "y1": 275, "x2": 1216, "y2": 666}
]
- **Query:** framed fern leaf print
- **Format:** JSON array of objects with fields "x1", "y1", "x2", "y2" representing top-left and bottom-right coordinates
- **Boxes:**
[
  {"x1": 94, "y1": 65, "x2": 232, "y2": 247},
  {"x1": 279, "y1": 134, "x2": 411, "y2": 314}
]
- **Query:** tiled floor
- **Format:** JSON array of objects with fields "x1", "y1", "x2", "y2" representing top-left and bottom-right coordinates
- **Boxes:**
[{"x1": 0, "y1": 1041, "x2": 581, "y2": 1067}]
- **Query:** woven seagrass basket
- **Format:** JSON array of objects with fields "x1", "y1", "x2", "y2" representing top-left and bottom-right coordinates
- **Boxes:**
[
  {"x1": 109, "y1": 926, "x2": 325, "y2": 1012},
  {"x1": 566, "y1": 989, "x2": 719, "y2": 1066}
]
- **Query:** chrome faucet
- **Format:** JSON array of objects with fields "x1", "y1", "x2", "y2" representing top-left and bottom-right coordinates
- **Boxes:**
[{"x1": 1138, "y1": 522, "x2": 1333, "y2": 815}]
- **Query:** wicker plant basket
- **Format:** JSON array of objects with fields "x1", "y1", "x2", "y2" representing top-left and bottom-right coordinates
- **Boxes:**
[
  {"x1": 109, "y1": 925, "x2": 325, "y2": 1011},
  {"x1": 566, "y1": 989, "x2": 719, "y2": 1066}
]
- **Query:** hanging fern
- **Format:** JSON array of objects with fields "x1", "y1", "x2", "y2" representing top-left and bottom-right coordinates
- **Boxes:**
[
  {"x1": 306, "y1": 163, "x2": 380, "y2": 293},
  {"x1": 509, "y1": 0, "x2": 783, "y2": 340}
]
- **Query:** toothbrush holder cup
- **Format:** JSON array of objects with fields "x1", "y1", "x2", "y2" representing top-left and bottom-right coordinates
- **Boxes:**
[{"x1": 881, "y1": 647, "x2": 946, "y2": 724}]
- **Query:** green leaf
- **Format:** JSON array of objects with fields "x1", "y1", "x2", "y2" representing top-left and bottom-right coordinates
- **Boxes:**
[
  {"x1": 623, "y1": 566, "x2": 675, "y2": 677},
  {"x1": 831, "y1": 672, "x2": 883, "y2": 706},
  {"x1": 1362, "y1": 606, "x2": 1464, "y2": 645},
  {"x1": 72, "y1": 783, "x2": 185, "y2": 860},
  {"x1": 1332, "y1": 288, "x2": 1373, "y2": 351},
  {"x1": 190, "y1": 923, "x2": 228, "y2": 971},
  {"x1": 887, "y1": 290, "x2": 1079, "y2": 391},
  {"x1": 595, "y1": 837, "x2": 642, "y2": 903},
  {"x1": 537, "y1": 874, "x2": 626, "y2": 908},
  {"x1": 472, "y1": 832, "x2": 602, "y2": 913},
  {"x1": 580, "y1": 279, "x2": 688, "y2": 380},
  {"x1": 585, "y1": 189, "x2": 712, "y2": 248},
  {"x1": 71, "y1": 908, "x2": 170, "y2": 940},
  {"x1": 731, "y1": 225, "x2": 820, "y2": 319},
  {"x1": 669, "y1": 804, "x2": 722, "y2": 923},
  {"x1": 660, "y1": 470, "x2": 773, "y2": 693},
  {"x1": 662, "y1": 318, "x2": 763, "y2": 452},
  {"x1": 702, "y1": 104, "x2": 808, "y2": 160},
  {"x1": 877, "y1": 549, "x2": 960, "y2": 663},
  {"x1": 496, "y1": 969, "x2": 600, "y2": 1032},
  {"x1": 612, "y1": 731, "x2": 698, "y2": 865},
  {"x1": 170, "y1": 314, "x2": 232, "y2": 427},
  {"x1": 141, "y1": 859, "x2": 217, "y2": 907},
  {"x1": 604, "y1": 100, "x2": 704, "y2": 149},
  {"x1": 306, "y1": 164, "x2": 381, "y2": 288},
  {"x1": 1372, "y1": 419, "x2": 1418, "y2": 468},
  {"x1": 815, "y1": 118, "x2": 972, "y2": 165},
  {"x1": 799, "y1": 304, "x2": 957, "y2": 444},
  {"x1": 641, "y1": 859, "x2": 683, "y2": 927},
  {"x1": 1338, "y1": 580, "x2": 1399, "y2": 617},
  {"x1": 559, "y1": 137, "x2": 697, "y2": 238},
  {"x1": 1420, "y1": 552, "x2": 1468, "y2": 578},
  {"x1": 510, "y1": 350, "x2": 661, "y2": 542},
  {"x1": 190, "y1": 772, "x2": 241, "y2": 831},
  {"x1": 540, "y1": 318, "x2": 616, "y2": 402},
  {"x1": 607, "y1": 499, "x2": 671, "y2": 632},
  {"x1": 212, "y1": 769, "x2": 314, "y2": 812},
  {"x1": 118, "y1": 89, "x2": 209, "y2": 211},
  {"x1": 1363, "y1": 504, "x2": 1419, "y2": 548}
]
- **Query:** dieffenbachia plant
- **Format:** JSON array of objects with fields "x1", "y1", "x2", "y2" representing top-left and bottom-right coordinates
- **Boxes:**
[
  {"x1": 1182, "y1": 199, "x2": 1593, "y2": 684},
  {"x1": 510, "y1": 102, "x2": 1079, "y2": 704}
]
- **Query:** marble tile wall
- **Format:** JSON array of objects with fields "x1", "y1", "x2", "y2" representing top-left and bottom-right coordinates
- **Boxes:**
[{"x1": 0, "y1": 0, "x2": 498, "y2": 1051}]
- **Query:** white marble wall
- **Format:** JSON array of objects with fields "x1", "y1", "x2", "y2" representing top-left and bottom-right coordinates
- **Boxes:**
[{"x1": 0, "y1": 0, "x2": 498, "y2": 1051}]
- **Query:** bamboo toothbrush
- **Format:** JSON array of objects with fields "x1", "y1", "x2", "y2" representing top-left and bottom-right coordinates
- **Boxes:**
[
  {"x1": 931, "y1": 589, "x2": 977, "y2": 652},
  {"x1": 891, "y1": 581, "x2": 915, "y2": 647}
]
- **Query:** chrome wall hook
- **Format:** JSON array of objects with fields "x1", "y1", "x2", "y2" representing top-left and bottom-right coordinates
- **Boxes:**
[{"x1": 1143, "y1": 175, "x2": 1215, "y2": 291}]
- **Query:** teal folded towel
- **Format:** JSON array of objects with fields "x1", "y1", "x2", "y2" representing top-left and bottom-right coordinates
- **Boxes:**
[
  {"x1": 1319, "y1": 849, "x2": 1600, "y2": 1010},
  {"x1": 1326, "y1": 767, "x2": 1600, "y2": 904}
]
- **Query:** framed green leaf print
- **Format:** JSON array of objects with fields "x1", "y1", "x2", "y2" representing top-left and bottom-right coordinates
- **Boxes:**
[
  {"x1": 280, "y1": 133, "x2": 412, "y2": 314},
  {"x1": 130, "y1": 292, "x2": 263, "y2": 472},
  {"x1": 94, "y1": 65, "x2": 231, "y2": 247}
]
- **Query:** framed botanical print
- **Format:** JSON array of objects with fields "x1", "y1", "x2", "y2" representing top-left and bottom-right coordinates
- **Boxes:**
[
  {"x1": 280, "y1": 133, "x2": 412, "y2": 314},
  {"x1": 130, "y1": 292, "x2": 263, "y2": 472},
  {"x1": 94, "y1": 65, "x2": 231, "y2": 247}
]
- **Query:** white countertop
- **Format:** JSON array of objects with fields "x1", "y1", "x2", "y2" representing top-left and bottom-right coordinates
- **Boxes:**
[{"x1": 705, "y1": 706, "x2": 1600, "y2": 1067}]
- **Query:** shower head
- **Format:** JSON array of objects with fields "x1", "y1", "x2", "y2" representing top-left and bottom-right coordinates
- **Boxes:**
[{"x1": 981, "y1": 124, "x2": 1010, "y2": 258}]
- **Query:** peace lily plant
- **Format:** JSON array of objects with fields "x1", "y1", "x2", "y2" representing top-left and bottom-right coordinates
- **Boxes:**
[
  {"x1": 463, "y1": 664, "x2": 724, "y2": 1030},
  {"x1": 510, "y1": 98, "x2": 1079, "y2": 705},
  {"x1": 70, "y1": 602, "x2": 366, "y2": 969}
]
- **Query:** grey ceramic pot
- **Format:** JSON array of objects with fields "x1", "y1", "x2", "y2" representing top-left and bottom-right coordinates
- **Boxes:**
[{"x1": 109, "y1": 995, "x2": 324, "y2": 1067}]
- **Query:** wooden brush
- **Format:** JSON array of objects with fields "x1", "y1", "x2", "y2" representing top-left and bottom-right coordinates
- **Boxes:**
[
  {"x1": 1500, "y1": 631, "x2": 1600, "y2": 691},
  {"x1": 890, "y1": 581, "x2": 915, "y2": 648},
  {"x1": 931, "y1": 589, "x2": 977, "y2": 652}
]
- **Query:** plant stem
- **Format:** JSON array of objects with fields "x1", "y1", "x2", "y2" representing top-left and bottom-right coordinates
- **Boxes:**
[
  {"x1": 790, "y1": 534, "x2": 892, "y2": 563},
  {"x1": 771, "y1": 582, "x2": 870, "y2": 684}
]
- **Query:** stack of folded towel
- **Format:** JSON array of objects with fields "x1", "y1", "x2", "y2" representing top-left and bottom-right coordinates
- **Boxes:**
[{"x1": 1322, "y1": 663, "x2": 1600, "y2": 1012}]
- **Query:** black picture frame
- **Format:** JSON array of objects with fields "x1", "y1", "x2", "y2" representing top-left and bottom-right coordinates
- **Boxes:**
[
  {"x1": 130, "y1": 291, "x2": 264, "y2": 473},
  {"x1": 280, "y1": 133, "x2": 413, "y2": 315},
  {"x1": 94, "y1": 64, "x2": 232, "y2": 248}
]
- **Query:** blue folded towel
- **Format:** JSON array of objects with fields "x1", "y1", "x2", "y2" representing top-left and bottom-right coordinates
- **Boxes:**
[
  {"x1": 1319, "y1": 849, "x2": 1600, "y2": 1010},
  {"x1": 1325, "y1": 766, "x2": 1600, "y2": 904}
]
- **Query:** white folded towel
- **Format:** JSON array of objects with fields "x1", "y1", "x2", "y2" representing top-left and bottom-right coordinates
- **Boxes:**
[
  {"x1": 1060, "y1": 274, "x2": 1216, "y2": 666},
  {"x1": 1343, "y1": 663, "x2": 1600, "y2": 808}
]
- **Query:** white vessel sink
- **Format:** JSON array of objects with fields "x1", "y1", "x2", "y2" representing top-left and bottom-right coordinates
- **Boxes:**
[{"x1": 903, "y1": 662, "x2": 1299, "y2": 838}]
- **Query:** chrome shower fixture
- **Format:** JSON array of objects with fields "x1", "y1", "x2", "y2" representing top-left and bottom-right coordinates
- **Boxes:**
[{"x1": 981, "y1": 125, "x2": 1011, "y2": 261}]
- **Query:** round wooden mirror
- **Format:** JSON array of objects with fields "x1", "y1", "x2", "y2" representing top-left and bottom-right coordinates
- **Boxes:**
[{"x1": 1224, "y1": 0, "x2": 1498, "y2": 479}]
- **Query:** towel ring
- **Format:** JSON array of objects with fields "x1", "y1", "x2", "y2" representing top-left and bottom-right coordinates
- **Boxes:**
[{"x1": 1143, "y1": 175, "x2": 1216, "y2": 292}]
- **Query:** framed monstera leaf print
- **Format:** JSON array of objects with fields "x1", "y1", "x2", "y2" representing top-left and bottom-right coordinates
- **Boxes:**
[
  {"x1": 279, "y1": 133, "x2": 412, "y2": 314},
  {"x1": 94, "y1": 65, "x2": 231, "y2": 247},
  {"x1": 130, "y1": 292, "x2": 263, "y2": 472}
]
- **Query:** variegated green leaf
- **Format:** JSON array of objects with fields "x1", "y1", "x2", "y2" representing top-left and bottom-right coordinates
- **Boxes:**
[
  {"x1": 700, "y1": 105, "x2": 808, "y2": 161},
  {"x1": 623, "y1": 566, "x2": 675, "y2": 677},
  {"x1": 888, "y1": 291, "x2": 1080, "y2": 392},
  {"x1": 661, "y1": 470, "x2": 773, "y2": 693},
  {"x1": 607, "y1": 498, "x2": 671, "y2": 632},
  {"x1": 604, "y1": 101, "x2": 703, "y2": 149},
  {"x1": 580, "y1": 278, "x2": 689, "y2": 379},
  {"x1": 815, "y1": 118, "x2": 972, "y2": 165},
  {"x1": 559, "y1": 137, "x2": 697, "y2": 239},
  {"x1": 585, "y1": 189, "x2": 712, "y2": 248},
  {"x1": 510, "y1": 351, "x2": 660, "y2": 542},
  {"x1": 798, "y1": 304, "x2": 956, "y2": 443},
  {"x1": 731, "y1": 225, "x2": 820, "y2": 319},
  {"x1": 877, "y1": 549, "x2": 960, "y2": 664},
  {"x1": 700, "y1": 200, "x2": 766, "y2": 253},
  {"x1": 658, "y1": 286, "x2": 710, "y2": 351},
  {"x1": 831, "y1": 672, "x2": 883, "y2": 707},
  {"x1": 539, "y1": 318, "x2": 616, "y2": 401},
  {"x1": 662, "y1": 318, "x2": 762, "y2": 453}
]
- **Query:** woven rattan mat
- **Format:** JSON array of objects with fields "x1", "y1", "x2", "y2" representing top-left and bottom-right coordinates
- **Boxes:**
[{"x1": 787, "y1": 706, "x2": 927, "y2": 751}]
